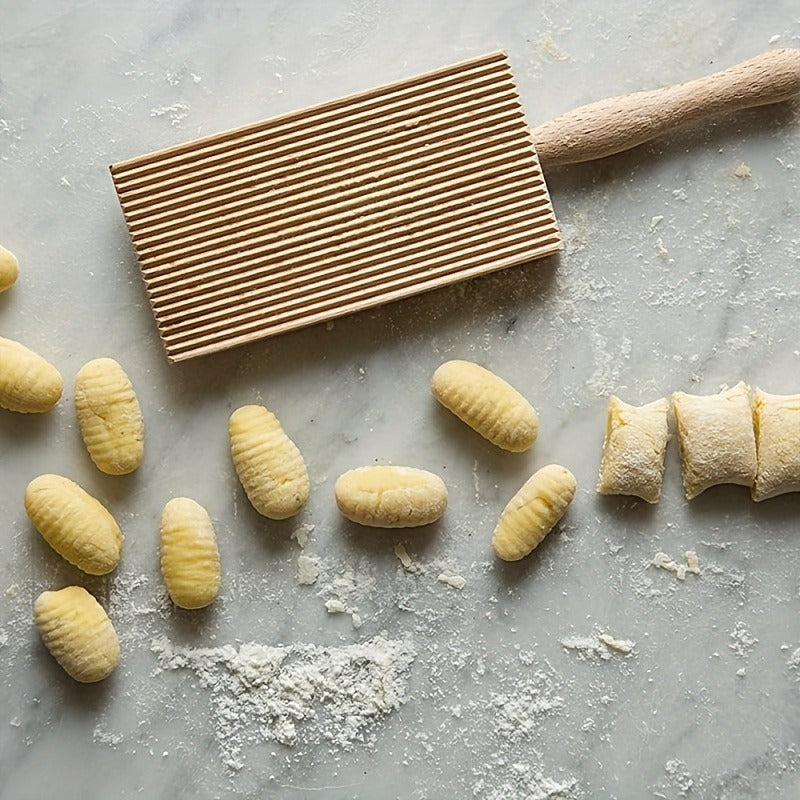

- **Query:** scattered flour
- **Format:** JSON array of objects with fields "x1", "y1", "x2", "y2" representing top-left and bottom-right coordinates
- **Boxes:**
[
  {"x1": 438, "y1": 573, "x2": 466, "y2": 590},
  {"x1": 151, "y1": 634, "x2": 416, "y2": 771},
  {"x1": 733, "y1": 162, "x2": 752, "y2": 179}
]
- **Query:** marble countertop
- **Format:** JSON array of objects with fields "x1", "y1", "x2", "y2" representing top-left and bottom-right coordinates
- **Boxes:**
[{"x1": 2, "y1": 2, "x2": 799, "y2": 798}]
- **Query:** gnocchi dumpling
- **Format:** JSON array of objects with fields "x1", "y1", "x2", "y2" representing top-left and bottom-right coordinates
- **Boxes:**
[
  {"x1": 74, "y1": 358, "x2": 144, "y2": 475},
  {"x1": 0, "y1": 336, "x2": 63, "y2": 414},
  {"x1": 25, "y1": 474, "x2": 123, "y2": 575},
  {"x1": 431, "y1": 360, "x2": 539, "y2": 452},
  {"x1": 493, "y1": 464, "x2": 576, "y2": 561},
  {"x1": 229, "y1": 404, "x2": 309, "y2": 519},
  {"x1": 596, "y1": 396, "x2": 669, "y2": 503},
  {"x1": 34, "y1": 586, "x2": 120, "y2": 683},
  {"x1": 0, "y1": 244, "x2": 19, "y2": 293},
  {"x1": 335, "y1": 465, "x2": 447, "y2": 528},
  {"x1": 752, "y1": 389, "x2": 800, "y2": 501},
  {"x1": 160, "y1": 498, "x2": 221, "y2": 609},
  {"x1": 672, "y1": 382, "x2": 756, "y2": 499}
]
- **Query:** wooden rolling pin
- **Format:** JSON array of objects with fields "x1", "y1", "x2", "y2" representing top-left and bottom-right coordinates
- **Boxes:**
[{"x1": 531, "y1": 48, "x2": 800, "y2": 167}]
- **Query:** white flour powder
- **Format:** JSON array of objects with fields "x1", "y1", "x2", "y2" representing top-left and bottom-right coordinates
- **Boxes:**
[{"x1": 151, "y1": 634, "x2": 416, "y2": 771}]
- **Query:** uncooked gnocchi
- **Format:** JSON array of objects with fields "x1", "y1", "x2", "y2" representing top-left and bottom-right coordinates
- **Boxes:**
[
  {"x1": 335, "y1": 466, "x2": 447, "y2": 528},
  {"x1": 431, "y1": 360, "x2": 539, "y2": 452},
  {"x1": 493, "y1": 464, "x2": 576, "y2": 561},
  {"x1": 74, "y1": 358, "x2": 144, "y2": 475},
  {"x1": 160, "y1": 498, "x2": 220, "y2": 609},
  {"x1": 596, "y1": 396, "x2": 669, "y2": 503},
  {"x1": 0, "y1": 244, "x2": 19, "y2": 293},
  {"x1": 34, "y1": 586, "x2": 119, "y2": 682},
  {"x1": 0, "y1": 336, "x2": 63, "y2": 413},
  {"x1": 229, "y1": 404, "x2": 309, "y2": 519},
  {"x1": 672, "y1": 382, "x2": 756, "y2": 499},
  {"x1": 752, "y1": 389, "x2": 800, "y2": 501},
  {"x1": 25, "y1": 474, "x2": 123, "y2": 575}
]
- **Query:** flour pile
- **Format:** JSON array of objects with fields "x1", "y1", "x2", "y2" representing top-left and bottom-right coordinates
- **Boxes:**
[{"x1": 151, "y1": 634, "x2": 416, "y2": 771}]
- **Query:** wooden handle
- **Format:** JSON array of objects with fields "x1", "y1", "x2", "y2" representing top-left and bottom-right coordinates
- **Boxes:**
[{"x1": 531, "y1": 49, "x2": 800, "y2": 168}]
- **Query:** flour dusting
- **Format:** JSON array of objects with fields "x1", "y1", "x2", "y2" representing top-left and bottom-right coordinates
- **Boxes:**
[{"x1": 151, "y1": 634, "x2": 416, "y2": 771}]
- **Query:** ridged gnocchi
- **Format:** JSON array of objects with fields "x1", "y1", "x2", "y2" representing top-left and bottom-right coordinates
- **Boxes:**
[
  {"x1": 0, "y1": 336, "x2": 63, "y2": 413},
  {"x1": 672, "y1": 382, "x2": 757, "y2": 499},
  {"x1": 752, "y1": 389, "x2": 800, "y2": 501},
  {"x1": 0, "y1": 244, "x2": 19, "y2": 293},
  {"x1": 431, "y1": 360, "x2": 539, "y2": 452},
  {"x1": 596, "y1": 396, "x2": 669, "y2": 503},
  {"x1": 493, "y1": 464, "x2": 576, "y2": 561},
  {"x1": 74, "y1": 358, "x2": 144, "y2": 475},
  {"x1": 160, "y1": 498, "x2": 220, "y2": 609},
  {"x1": 34, "y1": 586, "x2": 119, "y2": 682},
  {"x1": 334, "y1": 465, "x2": 447, "y2": 528},
  {"x1": 25, "y1": 474, "x2": 123, "y2": 575},
  {"x1": 229, "y1": 404, "x2": 309, "y2": 519}
]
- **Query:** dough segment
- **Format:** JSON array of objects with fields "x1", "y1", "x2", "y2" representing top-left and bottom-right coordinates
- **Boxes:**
[
  {"x1": 672, "y1": 382, "x2": 756, "y2": 499},
  {"x1": 752, "y1": 389, "x2": 800, "y2": 501},
  {"x1": 596, "y1": 396, "x2": 669, "y2": 503}
]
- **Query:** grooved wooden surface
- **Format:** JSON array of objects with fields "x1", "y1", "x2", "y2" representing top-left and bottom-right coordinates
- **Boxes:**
[{"x1": 110, "y1": 52, "x2": 561, "y2": 362}]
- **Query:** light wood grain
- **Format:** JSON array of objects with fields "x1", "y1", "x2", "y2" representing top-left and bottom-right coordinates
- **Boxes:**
[
  {"x1": 111, "y1": 52, "x2": 561, "y2": 363},
  {"x1": 531, "y1": 49, "x2": 800, "y2": 167}
]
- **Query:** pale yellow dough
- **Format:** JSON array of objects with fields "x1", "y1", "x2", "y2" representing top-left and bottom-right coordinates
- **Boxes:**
[
  {"x1": 25, "y1": 474, "x2": 123, "y2": 575},
  {"x1": 74, "y1": 358, "x2": 144, "y2": 475},
  {"x1": 34, "y1": 586, "x2": 120, "y2": 683},
  {"x1": 752, "y1": 389, "x2": 800, "y2": 501},
  {"x1": 229, "y1": 404, "x2": 309, "y2": 519},
  {"x1": 0, "y1": 244, "x2": 19, "y2": 293},
  {"x1": 335, "y1": 466, "x2": 447, "y2": 528},
  {"x1": 596, "y1": 396, "x2": 669, "y2": 503},
  {"x1": 672, "y1": 382, "x2": 756, "y2": 499},
  {"x1": 160, "y1": 498, "x2": 221, "y2": 609},
  {"x1": 0, "y1": 336, "x2": 62, "y2": 413},
  {"x1": 493, "y1": 464, "x2": 576, "y2": 561},
  {"x1": 431, "y1": 360, "x2": 539, "y2": 452}
]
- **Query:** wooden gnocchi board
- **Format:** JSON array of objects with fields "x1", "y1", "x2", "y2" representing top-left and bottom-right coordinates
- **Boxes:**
[{"x1": 109, "y1": 52, "x2": 562, "y2": 363}]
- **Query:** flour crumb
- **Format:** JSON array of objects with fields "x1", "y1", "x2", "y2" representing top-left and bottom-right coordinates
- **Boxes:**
[
  {"x1": 729, "y1": 621, "x2": 758, "y2": 658},
  {"x1": 733, "y1": 162, "x2": 752, "y2": 179},
  {"x1": 393, "y1": 543, "x2": 416, "y2": 572},
  {"x1": 768, "y1": 34, "x2": 781, "y2": 44},
  {"x1": 652, "y1": 552, "x2": 686, "y2": 580},
  {"x1": 650, "y1": 215, "x2": 664, "y2": 231},
  {"x1": 438, "y1": 573, "x2": 466, "y2": 591},
  {"x1": 598, "y1": 633, "x2": 635, "y2": 654},
  {"x1": 59, "y1": 176, "x2": 71, "y2": 188},
  {"x1": 9, "y1": 716, "x2": 20, "y2": 727},
  {"x1": 290, "y1": 523, "x2": 314, "y2": 548},
  {"x1": 325, "y1": 598, "x2": 349, "y2": 614},
  {"x1": 93, "y1": 725, "x2": 123, "y2": 746},
  {"x1": 652, "y1": 551, "x2": 700, "y2": 581},
  {"x1": 296, "y1": 554, "x2": 320, "y2": 585},
  {"x1": 655, "y1": 237, "x2": 669, "y2": 258},
  {"x1": 736, "y1": 667, "x2": 747, "y2": 678},
  {"x1": 4, "y1": 584, "x2": 19, "y2": 598},
  {"x1": 560, "y1": 631, "x2": 635, "y2": 660},
  {"x1": 685, "y1": 550, "x2": 701, "y2": 575}
]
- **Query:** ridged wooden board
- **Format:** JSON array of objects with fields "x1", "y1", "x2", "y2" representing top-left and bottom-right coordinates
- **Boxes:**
[{"x1": 110, "y1": 52, "x2": 561, "y2": 363}]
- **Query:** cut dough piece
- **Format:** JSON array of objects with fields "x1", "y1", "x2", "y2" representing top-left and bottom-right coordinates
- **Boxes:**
[
  {"x1": 672, "y1": 382, "x2": 756, "y2": 499},
  {"x1": 752, "y1": 389, "x2": 800, "y2": 501},
  {"x1": 596, "y1": 396, "x2": 669, "y2": 503}
]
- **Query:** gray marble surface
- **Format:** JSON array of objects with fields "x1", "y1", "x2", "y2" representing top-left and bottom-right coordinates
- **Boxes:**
[{"x1": 2, "y1": 1, "x2": 800, "y2": 798}]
